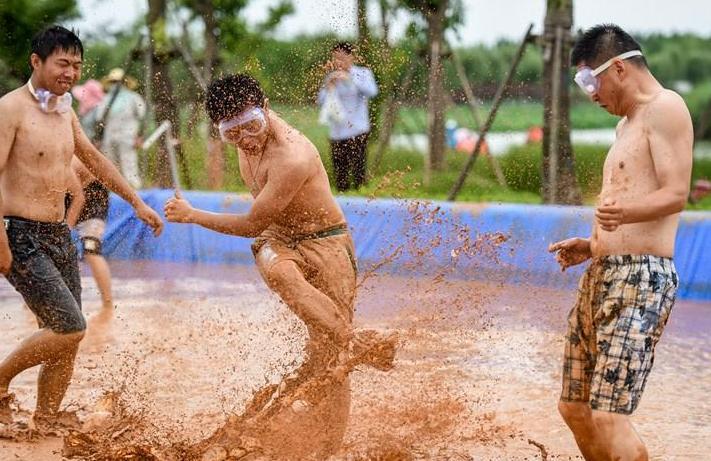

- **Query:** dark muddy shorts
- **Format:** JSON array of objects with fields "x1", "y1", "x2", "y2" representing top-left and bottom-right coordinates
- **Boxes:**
[{"x1": 4, "y1": 216, "x2": 85, "y2": 333}]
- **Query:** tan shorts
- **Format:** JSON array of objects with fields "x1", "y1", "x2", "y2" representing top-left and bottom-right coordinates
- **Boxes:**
[{"x1": 251, "y1": 224, "x2": 358, "y2": 323}]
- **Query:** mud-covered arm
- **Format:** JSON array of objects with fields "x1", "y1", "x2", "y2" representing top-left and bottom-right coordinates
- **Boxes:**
[
  {"x1": 65, "y1": 168, "x2": 85, "y2": 229},
  {"x1": 165, "y1": 155, "x2": 310, "y2": 237},
  {"x1": 627, "y1": 95, "x2": 692, "y2": 222},
  {"x1": 596, "y1": 93, "x2": 693, "y2": 230},
  {"x1": 72, "y1": 111, "x2": 163, "y2": 236}
]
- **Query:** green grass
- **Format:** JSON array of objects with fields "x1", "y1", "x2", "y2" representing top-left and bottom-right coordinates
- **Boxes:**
[
  {"x1": 395, "y1": 100, "x2": 618, "y2": 133},
  {"x1": 149, "y1": 103, "x2": 711, "y2": 210},
  {"x1": 270, "y1": 100, "x2": 620, "y2": 136}
]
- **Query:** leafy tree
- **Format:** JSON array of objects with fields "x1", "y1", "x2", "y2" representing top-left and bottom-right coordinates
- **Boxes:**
[
  {"x1": 398, "y1": 0, "x2": 463, "y2": 176},
  {"x1": 0, "y1": 0, "x2": 79, "y2": 93}
]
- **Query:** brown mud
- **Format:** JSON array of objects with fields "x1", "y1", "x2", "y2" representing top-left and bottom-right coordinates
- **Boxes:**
[
  {"x1": 0, "y1": 199, "x2": 709, "y2": 460},
  {"x1": 0, "y1": 260, "x2": 707, "y2": 460}
]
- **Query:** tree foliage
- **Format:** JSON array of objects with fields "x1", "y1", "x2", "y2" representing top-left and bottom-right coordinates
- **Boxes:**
[{"x1": 0, "y1": 0, "x2": 79, "y2": 92}]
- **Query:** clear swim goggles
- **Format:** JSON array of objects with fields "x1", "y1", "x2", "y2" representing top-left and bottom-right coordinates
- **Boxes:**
[
  {"x1": 573, "y1": 50, "x2": 643, "y2": 96},
  {"x1": 27, "y1": 79, "x2": 73, "y2": 113},
  {"x1": 218, "y1": 107, "x2": 268, "y2": 143}
]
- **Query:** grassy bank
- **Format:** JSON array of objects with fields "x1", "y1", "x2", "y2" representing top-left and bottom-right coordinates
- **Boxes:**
[{"x1": 151, "y1": 103, "x2": 711, "y2": 210}]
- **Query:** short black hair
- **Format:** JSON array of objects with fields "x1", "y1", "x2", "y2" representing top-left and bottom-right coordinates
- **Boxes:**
[
  {"x1": 571, "y1": 24, "x2": 646, "y2": 68},
  {"x1": 205, "y1": 73, "x2": 266, "y2": 123},
  {"x1": 331, "y1": 41, "x2": 354, "y2": 54},
  {"x1": 31, "y1": 25, "x2": 83, "y2": 61}
]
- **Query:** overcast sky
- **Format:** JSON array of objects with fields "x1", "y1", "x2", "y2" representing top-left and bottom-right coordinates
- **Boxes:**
[{"x1": 70, "y1": 0, "x2": 711, "y2": 46}]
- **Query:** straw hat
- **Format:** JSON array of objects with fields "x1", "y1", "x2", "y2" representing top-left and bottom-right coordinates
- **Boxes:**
[
  {"x1": 107, "y1": 68, "x2": 125, "y2": 82},
  {"x1": 71, "y1": 79, "x2": 105, "y2": 116}
]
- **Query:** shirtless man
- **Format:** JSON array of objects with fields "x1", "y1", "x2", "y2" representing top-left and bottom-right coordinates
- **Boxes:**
[
  {"x1": 164, "y1": 73, "x2": 395, "y2": 456},
  {"x1": 549, "y1": 25, "x2": 692, "y2": 461},
  {"x1": 0, "y1": 25, "x2": 163, "y2": 430}
]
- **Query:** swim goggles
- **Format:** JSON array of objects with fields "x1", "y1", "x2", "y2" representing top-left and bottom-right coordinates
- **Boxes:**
[
  {"x1": 573, "y1": 50, "x2": 643, "y2": 96},
  {"x1": 218, "y1": 107, "x2": 268, "y2": 143},
  {"x1": 27, "y1": 79, "x2": 73, "y2": 113}
]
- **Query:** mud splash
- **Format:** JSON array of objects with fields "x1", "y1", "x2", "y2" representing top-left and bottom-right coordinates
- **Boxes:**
[{"x1": 2, "y1": 196, "x2": 708, "y2": 460}]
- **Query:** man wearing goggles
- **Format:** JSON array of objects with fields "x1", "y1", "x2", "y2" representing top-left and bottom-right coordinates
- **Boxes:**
[
  {"x1": 574, "y1": 50, "x2": 643, "y2": 97},
  {"x1": 217, "y1": 106, "x2": 268, "y2": 145},
  {"x1": 550, "y1": 24, "x2": 693, "y2": 461},
  {"x1": 0, "y1": 25, "x2": 163, "y2": 433},
  {"x1": 165, "y1": 74, "x2": 396, "y2": 458}
]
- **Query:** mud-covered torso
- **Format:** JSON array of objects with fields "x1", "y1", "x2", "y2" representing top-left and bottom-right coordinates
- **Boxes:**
[
  {"x1": 238, "y1": 124, "x2": 347, "y2": 236},
  {"x1": 591, "y1": 109, "x2": 679, "y2": 258},
  {"x1": 1, "y1": 87, "x2": 75, "y2": 222}
]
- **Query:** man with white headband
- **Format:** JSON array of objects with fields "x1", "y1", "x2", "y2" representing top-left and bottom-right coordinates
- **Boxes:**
[
  {"x1": 549, "y1": 24, "x2": 692, "y2": 461},
  {"x1": 164, "y1": 73, "x2": 396, "y2": 457},
  {"x1": 0, "y1": 25, "x2": 163, "y2": 432}
]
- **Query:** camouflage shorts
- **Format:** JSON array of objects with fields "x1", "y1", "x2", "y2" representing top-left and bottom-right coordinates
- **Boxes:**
[{"x1": 561, "y1": 255, "x2": 678, "y2": 415}]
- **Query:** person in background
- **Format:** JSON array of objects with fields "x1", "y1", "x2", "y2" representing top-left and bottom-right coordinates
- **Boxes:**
[
  {"x1": 72, "y1": 80, "x2": 114, "y2": 310},
  {"x1": 96, "y1": 68, "x2": 146, "y2": 189},
  {"x1": 318, "y1": 42, "x2": 378, "y2": 192}
]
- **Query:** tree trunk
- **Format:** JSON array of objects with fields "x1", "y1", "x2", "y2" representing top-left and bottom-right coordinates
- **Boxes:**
[
  {"x1": 372, "y1": 55, "x2": 418, "y2": 174},
  {"x1": 146, "y1": 0, "x2": 191, "y2": 189},
  {"x1": 196, "y1": 0, "x2": 219, "y2": 82},
  {"x1": 356, "y1": 0, "x2": 370, "y2": 46},
  {"x1": 541, "y1": 0, "x2": 581, "y2": 204},
  {"x1": 379, "y1": 0, "x2": 390, "y2": 43},
  {"x1": 195, "y1": 0, "x2": 224, "y2": 189},
  {"x1": 425, "y1": 0, "x2": 447, "y2": 175}
]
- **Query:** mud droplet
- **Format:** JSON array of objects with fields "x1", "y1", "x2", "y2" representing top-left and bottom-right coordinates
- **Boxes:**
[
  {"x1": 201, "y1": 445, "x2": 228, "y2": 461},
  {"x1": 228, "y1": 447, "x2": 248, "y2": 458},
  {"x1": 291, "y1": 399, "x2": 309, "y2": 413}
]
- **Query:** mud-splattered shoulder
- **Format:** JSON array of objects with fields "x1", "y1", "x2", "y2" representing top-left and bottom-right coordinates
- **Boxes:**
[
  {"x1": 0, "y1": 87, "x2": 26, "y2": 116},
  {"x1": 647, "y1": 89, "x2": 687, "y2": 114}
]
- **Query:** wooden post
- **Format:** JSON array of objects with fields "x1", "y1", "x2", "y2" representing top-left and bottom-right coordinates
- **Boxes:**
[
  {"x1": 447, "y1": 24, "x2": 533, "y2": 201},
  {"x1": 450, "y1": 46, "x2": 507, "y2": 187},
  {"x1": 547, "y1": 25, "x2": 563, "y2": 201},
  {"x1": 425, "y1": 0, "x2": 448, "y2": 180},
  {"x1": 541, "y1": 0, "x2": 581, "y2": 204}
]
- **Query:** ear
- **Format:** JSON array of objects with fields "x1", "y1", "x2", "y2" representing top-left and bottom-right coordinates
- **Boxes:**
[
  {"x1": 612, "y1": 59, "x2": 626, "y2": 78},
  {"x1": 29, "y1": 53, "x2": 42, "y2": 71},
  {"x1": 263, "y1": 98, "x2": 270, "y2": 111}
]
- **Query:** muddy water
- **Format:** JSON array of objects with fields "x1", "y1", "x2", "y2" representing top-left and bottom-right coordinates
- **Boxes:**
[{"x1": 0, "y1": 260, "x2": 709, "y2": 460}]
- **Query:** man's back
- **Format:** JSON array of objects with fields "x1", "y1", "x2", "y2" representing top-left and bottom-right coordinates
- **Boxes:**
[{"x1": 0, "y1": 86, "x2": 75, "y2": 222}]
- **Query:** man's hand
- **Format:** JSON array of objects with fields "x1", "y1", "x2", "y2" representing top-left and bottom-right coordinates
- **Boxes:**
[
  {"x1": 0, "y1": 243, "x2": 12, "y2": 275},
  {"x1": 164, "y1": 190, "x2": 194, "y2": 224},
  {"x1": 327, "y1": 70, "x2": 350, "y2": 88},
  {"x1": 136, "y1": 202, "x2": 164, "y2": 236},
  {"x1": 595, "y1": 198, "x2": 624, "y2": 232},
  {"x1": 548, "y1": 237, "x2": 591, "y2": 271}
]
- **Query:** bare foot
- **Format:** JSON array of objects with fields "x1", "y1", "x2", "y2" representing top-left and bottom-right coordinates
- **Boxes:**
[
  {"x1": 192, "y1": 418, "x2": 263, "y2": 461},
  {"x1": 0, "y1": 420, "x2": 32, "y2": 441},
  {"x1": 347, "y1": 329, "x2": 398, "y2": 371},
  {"x1": 0, "y1": 392, "x2": 15, "y2": 424},
  {"x1": 82, "y1": 308, "x2": 115, "y2": 352},
  {"x1": 32, "y1": 410, "x2": 82, "y2": 436},
  {"x1": 246, "y1": 331, "x2": 398, "y2": 418}
]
